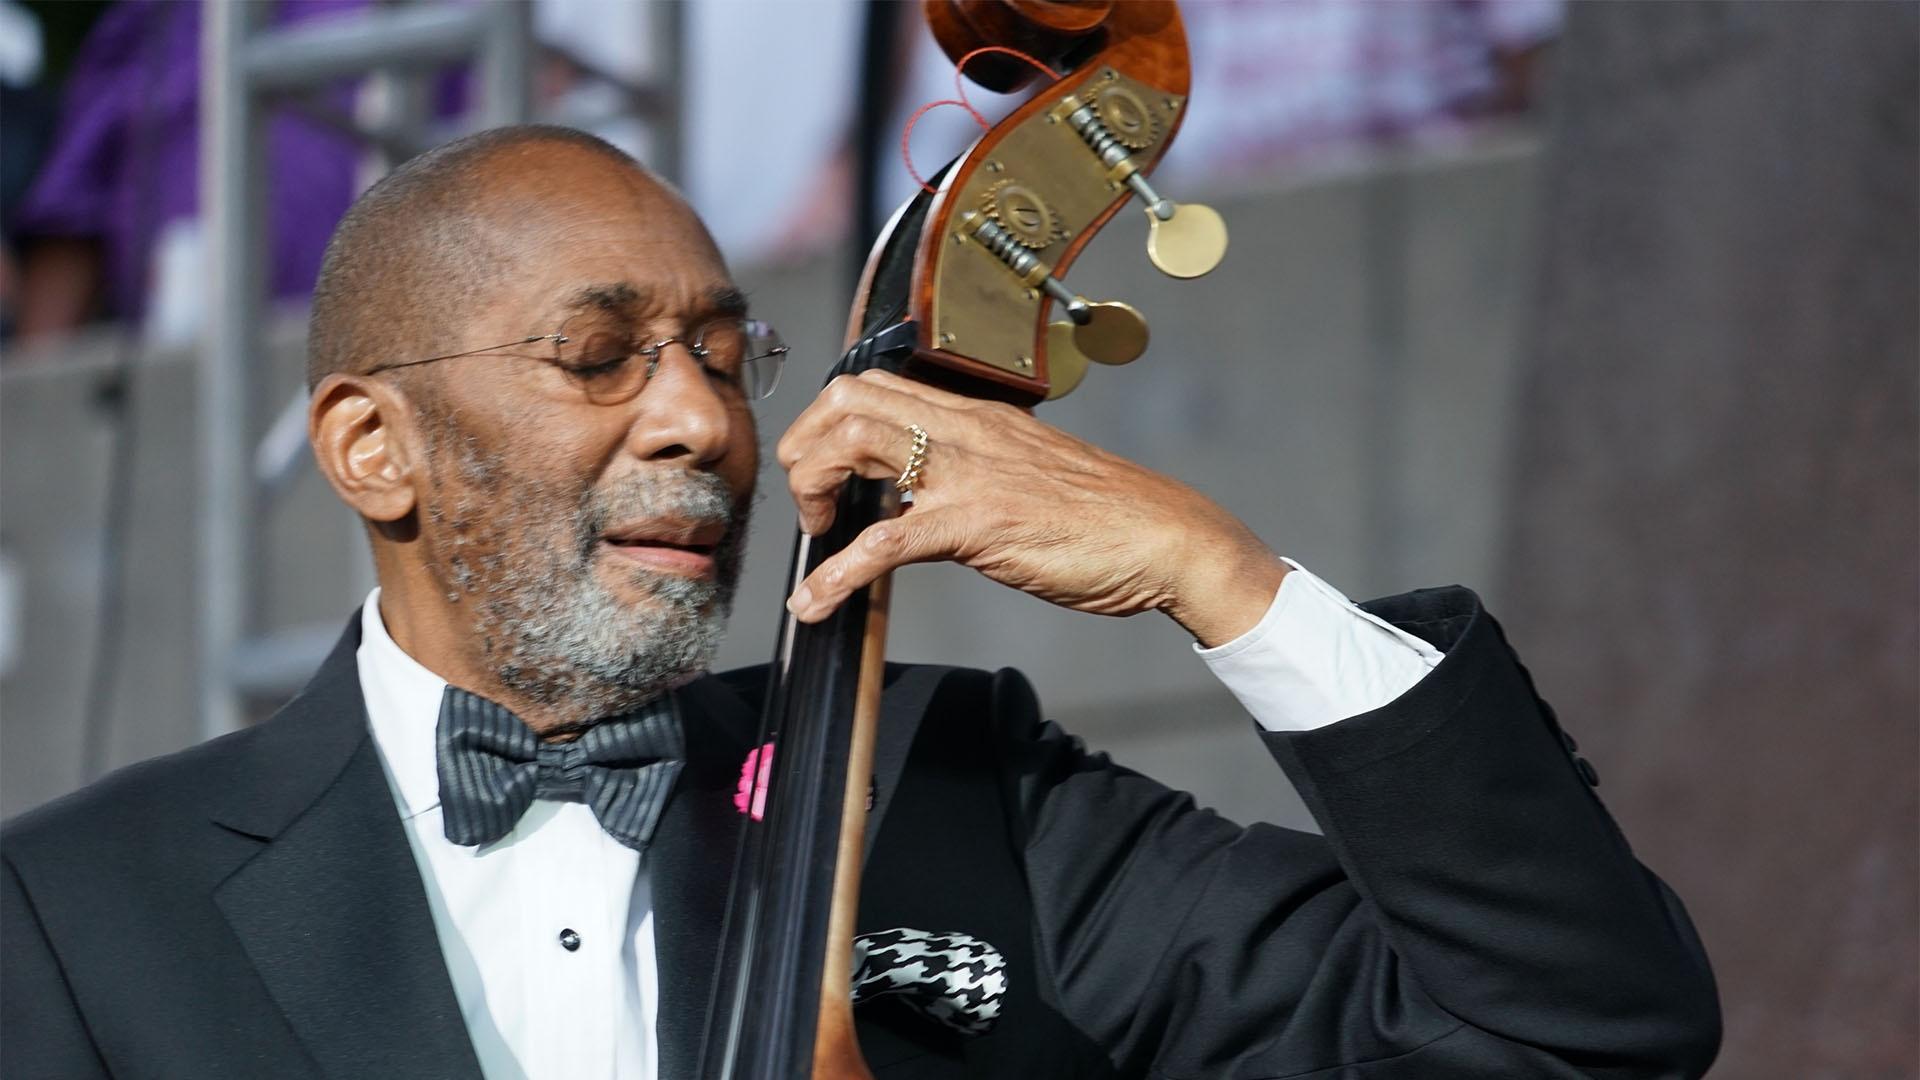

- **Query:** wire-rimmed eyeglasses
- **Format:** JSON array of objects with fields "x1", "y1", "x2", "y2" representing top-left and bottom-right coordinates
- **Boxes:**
[{"x1": 365, "y1": 314, "x2": 789, "y2": 403}]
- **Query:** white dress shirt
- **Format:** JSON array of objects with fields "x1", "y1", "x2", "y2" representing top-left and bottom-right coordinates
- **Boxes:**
[
  {"x1": 358, "y1": 598, "x2": 661, "y2": 1080},
  {"x1": 354, "y1": 559, "x2": 1441, "y2": 1079},
  {"x1": 1196, "y1": 558, "x2": 1445, "y2": 731}
]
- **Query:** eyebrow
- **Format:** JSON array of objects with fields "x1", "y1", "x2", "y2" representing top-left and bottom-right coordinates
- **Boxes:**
[
  {"x1": 705, "y1": 286, "x2": 750, "y2": 319},
  {"x1": 560, "y1": 282, "x2": 751, "y2": 321},
  {"x1": 563, "y1": 282, "x2": 643, "y2": 314}
]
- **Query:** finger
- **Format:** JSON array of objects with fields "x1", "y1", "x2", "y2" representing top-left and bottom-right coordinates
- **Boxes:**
[
  {"x1": 854, "y1": 371, "x2": 1044, "y2": 458},
  {"x1": 854, "y1": 368, "x2": 996, "y2": 409},
  {"x1": 785, "y1": 415, "x2": 927, "y2": 534},
  {"x1": 854, "y1": 368, "x2": 1040, "y2": 421},
  {"x1": 775, "y1": 372, "x2": 947, "y2": 471},
  {"x1": 787, "y1": 508, "x2": 966, "y2": 622}
]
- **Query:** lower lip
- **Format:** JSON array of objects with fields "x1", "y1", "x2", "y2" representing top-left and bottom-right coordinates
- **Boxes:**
[{"x1": 602, "y1": 541, "x2": 717, "y2": 578}]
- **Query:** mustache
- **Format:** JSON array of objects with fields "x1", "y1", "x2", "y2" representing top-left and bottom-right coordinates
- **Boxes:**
[{"x1": 575, "y1": 470, "x2": 747, "y2": 554}]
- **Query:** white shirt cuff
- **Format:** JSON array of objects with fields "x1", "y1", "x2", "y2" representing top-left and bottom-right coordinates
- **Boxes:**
[{"x1": 1195, "y1": 558, "x2": 1445, "y2": 732}]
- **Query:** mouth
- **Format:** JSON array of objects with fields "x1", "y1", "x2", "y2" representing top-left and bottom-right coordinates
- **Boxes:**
[{"x1": 599, "y1": 520, "x2": 726, "y2": 578}]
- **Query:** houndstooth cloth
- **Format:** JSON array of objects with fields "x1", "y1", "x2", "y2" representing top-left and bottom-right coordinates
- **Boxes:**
[{"x1": 850, "y1": 927, "x2": 1006, "y2": 1036}]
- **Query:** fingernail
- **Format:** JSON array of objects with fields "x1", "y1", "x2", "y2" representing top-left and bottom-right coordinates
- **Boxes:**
[{"x1": 787, "y1": 585, "x2": 812, "y2": 616}]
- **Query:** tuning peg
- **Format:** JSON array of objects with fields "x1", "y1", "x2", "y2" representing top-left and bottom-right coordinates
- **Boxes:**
[
  {"x1": 1044, "y1": 300, "x2": 1147, "y2": 400},
  {"x1": 1044, "y1": 323, "x2": 1090, "y2": 401},
  {"x1": 1058, "y1": 97, "x2": 1230, "y2": 279},
  {"x1": 1058, "y1": 298, "x2": 1149, "y2": 365},
  {"x1": 1125, "y1": 173, "x2": 1228, "y2": 279}
]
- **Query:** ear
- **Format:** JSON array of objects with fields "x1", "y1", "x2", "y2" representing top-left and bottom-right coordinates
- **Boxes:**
[{"x1": 308, "y1": 373, "x2": 420, "y2": 524}]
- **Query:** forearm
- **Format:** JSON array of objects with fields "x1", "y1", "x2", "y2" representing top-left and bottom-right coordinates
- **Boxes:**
[
  {"x1": 14, "y1": 237, "x2": 103, "y2": 340},
  {"x1": 1261, "y1": 587, "x2": 1720, "y2": 1073},
  {"x1": 1011, "y1": 578, "x2": 1718, "y2": 1077}
]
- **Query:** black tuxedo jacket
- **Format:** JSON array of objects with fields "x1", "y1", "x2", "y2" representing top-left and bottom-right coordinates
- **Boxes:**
[{"x1": 3, "y1": 588, "x2": 1719, "y2": 1078}]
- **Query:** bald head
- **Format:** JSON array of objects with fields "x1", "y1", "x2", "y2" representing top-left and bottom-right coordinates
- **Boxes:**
[{"x1": 306, "y1": 125, "x2": 680, "y2": 390}]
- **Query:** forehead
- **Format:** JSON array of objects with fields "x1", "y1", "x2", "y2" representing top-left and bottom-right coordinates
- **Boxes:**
[{"x1": 476, "y1": 145, "x2": 736, "y2": 322}]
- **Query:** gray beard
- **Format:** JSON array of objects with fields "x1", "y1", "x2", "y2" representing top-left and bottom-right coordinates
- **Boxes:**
[{"x1": 423, "y1": 424, "x2": 750, "y2": 722}]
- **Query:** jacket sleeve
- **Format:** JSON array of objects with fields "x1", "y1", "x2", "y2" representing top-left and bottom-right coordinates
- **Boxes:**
[
  {"x1": 2, "y1": 854, "x2": 112, "y2": 1079},
  {"x1": 993, "y1": 586, "x2": 1721, "y2": 1079}
]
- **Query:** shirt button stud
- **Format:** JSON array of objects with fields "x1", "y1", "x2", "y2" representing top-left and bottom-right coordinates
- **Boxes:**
[{"x1": 558, "y1": 928, "x2": 581, "y2": 952}]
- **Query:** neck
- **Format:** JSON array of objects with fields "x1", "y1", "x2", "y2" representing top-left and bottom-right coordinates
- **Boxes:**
[{"x1": 373, "y1": 566, "x2": 607, "y2": 739}]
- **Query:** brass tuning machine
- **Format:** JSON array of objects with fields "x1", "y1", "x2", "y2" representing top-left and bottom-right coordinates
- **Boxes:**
[
  {"x1": 1043, "y1": 296, "x2": 1148, "y2": 401},
  {"x1": 1126, "y1": 171, "x2": 1228, "y2": 281},
  {"x1": 956, "y1": 210, "x2": 1148, "y2": 401},
  {"x1": 1059, "y1": 93, "x2": 1229, "y2": 279}
]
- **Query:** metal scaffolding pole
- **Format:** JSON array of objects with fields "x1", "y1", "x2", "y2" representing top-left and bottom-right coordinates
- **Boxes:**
[
  {"x1": 198, "y1": 0, "x2": 265, "y2": 741},
  {"x1": 478, "y1": 2, "x2": 534, "y2": 127},
  {"x1": 242, "y1": 4, "x2": 498, "y2": 88}
]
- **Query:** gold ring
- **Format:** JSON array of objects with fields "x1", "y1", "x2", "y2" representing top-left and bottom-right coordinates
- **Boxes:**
[{"x1": 895, "y1": 423, "x2": 930, "y2": 493}]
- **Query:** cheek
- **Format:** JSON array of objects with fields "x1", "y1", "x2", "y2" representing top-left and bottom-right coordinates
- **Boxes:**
[
  {"x1": 493, "y1": 399, "x2": 627, "y2": 480},
  {"x1": 427, "y1": 415, "x2": 596, "y2": 516},
  {"x1": 728, "y1": 409, "x2": 761, "y2": 491},
  {"x1": 731, "y1": 434, "x2": 760, "y2": 498}
]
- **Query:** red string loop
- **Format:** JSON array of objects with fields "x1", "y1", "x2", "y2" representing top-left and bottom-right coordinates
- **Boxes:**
[
  {"x1": 901, "y1": 99, "x2": 984, "y2": 195},
  {"x1": 951, "y1": 45, "x2": 1062, "y2": 121},
  {"x1": 898, "y1": 46, "x2": 1063, "y2": 195}
]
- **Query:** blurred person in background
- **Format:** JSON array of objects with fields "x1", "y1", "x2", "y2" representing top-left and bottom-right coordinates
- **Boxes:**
[
  {"x1": 0, "y1": 0, "x2": 680, "y2": 352},
  {"x1": 0, "y1": 0, "x2": 66, "y2": 339},
  {"x1": 4, "y1": 0, "x2": 362, "y2": 349}
]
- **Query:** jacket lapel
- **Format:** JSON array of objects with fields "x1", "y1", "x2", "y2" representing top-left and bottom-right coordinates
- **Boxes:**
[
  {"x1": 210, "y1": 617, "x2": 482, "y2": 1080},
  {"x1": 198, "y1": 631, "x2": 953, "y2": 1076},
  {"x1": 709, "y1": 662, "x2": 956, "y2": 863},
  {"x1": 864, "y1": 664, "x2": 958, "y2": 859}
]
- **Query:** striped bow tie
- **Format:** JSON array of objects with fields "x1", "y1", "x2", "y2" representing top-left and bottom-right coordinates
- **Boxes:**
[{"x1": 435, "y1": 686, "x2": 684, "y2": 852}]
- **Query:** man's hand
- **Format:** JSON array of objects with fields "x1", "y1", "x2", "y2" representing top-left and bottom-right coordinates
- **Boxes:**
[{"x1": 776, "y1": 370, "x2": 1289, "y2": 647}]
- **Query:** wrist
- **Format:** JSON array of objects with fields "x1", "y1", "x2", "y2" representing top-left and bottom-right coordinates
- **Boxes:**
[{"x1": 1160, "y1": 531, "x2": 1290, "y2": 648}]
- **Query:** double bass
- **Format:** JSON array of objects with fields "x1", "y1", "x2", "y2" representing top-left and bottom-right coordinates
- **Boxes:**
[{"x1": 698, "y1": 3, "x2": 1226, "y2": 1074}]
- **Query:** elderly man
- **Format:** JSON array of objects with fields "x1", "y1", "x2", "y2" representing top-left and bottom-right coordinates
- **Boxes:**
[{"x1": 2, "y1": 126, "x2": 1719, "y2": 1079}]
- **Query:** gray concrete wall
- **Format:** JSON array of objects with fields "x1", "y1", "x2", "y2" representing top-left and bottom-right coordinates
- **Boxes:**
[
  {"x1": 1502, "y1": 4, "x2": 1918, "y2": 1075},
  {"x1": 0, "y1": 139, "x2": 1541, "y2": 833}
]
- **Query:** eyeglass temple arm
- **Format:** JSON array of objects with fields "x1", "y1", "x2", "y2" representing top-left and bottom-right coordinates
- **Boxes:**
[{"x1": 366, "y1": 334, "x2": 558, "y2": 375}]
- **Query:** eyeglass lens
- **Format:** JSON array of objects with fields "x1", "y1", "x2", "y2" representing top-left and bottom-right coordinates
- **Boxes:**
[{"x1": 552, "y1": 316, "x2": 787, "y2": 402}]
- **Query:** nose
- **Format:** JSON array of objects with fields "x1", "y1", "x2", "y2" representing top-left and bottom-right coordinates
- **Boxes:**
[{"x1": 620, "y1": 343, "x2": 737, "y2": 466}]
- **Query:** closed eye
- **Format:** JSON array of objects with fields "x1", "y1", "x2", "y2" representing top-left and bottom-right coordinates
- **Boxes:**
[
  {"x1": 696, "y1": 354, "x2": 745, "y2": 383},
  {"x1": 564, "y1": 355, "x2": 633, "y2": 379}
]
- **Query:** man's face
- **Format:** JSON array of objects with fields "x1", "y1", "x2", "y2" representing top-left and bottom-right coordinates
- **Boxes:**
[{"x1": 407, "y1": 148, "x2": 759, "y2": 720}]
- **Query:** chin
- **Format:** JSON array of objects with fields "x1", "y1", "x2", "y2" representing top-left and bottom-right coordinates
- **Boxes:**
[{"x1": 592, "y1": 554, "x2": 720, "y2": 613}]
